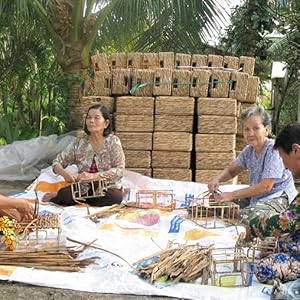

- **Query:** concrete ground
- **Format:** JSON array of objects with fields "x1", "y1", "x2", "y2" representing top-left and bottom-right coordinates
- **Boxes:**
[{"x1": 0, "y1": 181, "x2": 177, "y2": 300}]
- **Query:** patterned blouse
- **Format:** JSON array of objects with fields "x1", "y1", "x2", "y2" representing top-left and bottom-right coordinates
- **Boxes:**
[
  {"x1": 249, "y1": 197, "x2": 300, "y2": 239},
  {"x1": 52, "y1": 133, "x2": 125, "y2": 189}
]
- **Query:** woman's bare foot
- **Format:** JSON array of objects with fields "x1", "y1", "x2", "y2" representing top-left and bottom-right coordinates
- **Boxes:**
[{"x1": 42, "y1": 192, "x2": 57, "y2": 202}]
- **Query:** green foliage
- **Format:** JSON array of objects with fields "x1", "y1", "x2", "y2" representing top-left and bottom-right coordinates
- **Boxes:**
[
  {"x1": 41, "y1": 116, "x2": 66, "y2": 136},
  {"x1": 0, "y1": 112, "x2": 38, "y2": 144}
]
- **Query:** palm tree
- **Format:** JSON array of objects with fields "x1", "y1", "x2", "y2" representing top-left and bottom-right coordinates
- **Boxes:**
[{"x1": 0, "y1": 0, "x2": 228, "y2": 130}]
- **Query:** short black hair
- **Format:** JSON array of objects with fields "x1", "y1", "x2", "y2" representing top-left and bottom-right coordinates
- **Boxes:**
[
  {"x1": 83, "y1": 104, "x2": 112, "y2": 136},
  {"x1": 274, "y1": 123, "x2": 300, "y2": 154}
]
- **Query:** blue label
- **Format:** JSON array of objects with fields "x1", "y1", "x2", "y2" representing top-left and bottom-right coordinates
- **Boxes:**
[
  {"x1": 180, "y1": 193, "x2": 194, "y2": 208},
  {"x1": 168, "y1": 215, "x2": 184, "y2": 233}
]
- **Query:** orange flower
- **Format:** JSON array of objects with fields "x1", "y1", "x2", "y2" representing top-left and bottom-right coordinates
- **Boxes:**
[{"x1": 279, "y1": 215, "x2": 290, "y2": 230}]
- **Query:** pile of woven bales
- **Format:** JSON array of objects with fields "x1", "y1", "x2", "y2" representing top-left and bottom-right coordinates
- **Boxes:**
[{"x1": 80, "y1": 52, "x2": 259, "y2": 184}]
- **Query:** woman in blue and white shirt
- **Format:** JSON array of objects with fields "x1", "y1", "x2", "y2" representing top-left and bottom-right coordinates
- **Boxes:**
[{"x1": 208, "y1": 107, "x2": 297, "y2": 225}]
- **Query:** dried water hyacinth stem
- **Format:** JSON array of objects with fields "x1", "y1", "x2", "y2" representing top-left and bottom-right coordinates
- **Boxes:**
[
  {"x1": 134, "y1": 244, "x2": 212, "y2": 283},
  {"x1": 0, "y1": 250, "x2": 95, "y2": 272}
]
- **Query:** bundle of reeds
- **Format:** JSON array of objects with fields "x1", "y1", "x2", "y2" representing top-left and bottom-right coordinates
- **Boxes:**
[
  {"x1": 134, "y1": 244, "x2": 212, "y2": 283},
  {"x1": 0, "y1": 250, "x2": 95, "y2": 272}
]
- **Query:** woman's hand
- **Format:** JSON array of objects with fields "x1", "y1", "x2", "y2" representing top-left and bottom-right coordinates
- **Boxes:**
[
  {"x1": 214, "y1": 192, "x2": 234, "y2": 203},
  {"x1": 208, "y1": 177, "x2": 220, "y2": 193},
  {"x1": 61, "y1": 170, "x2": 77, "y2": 183},
  {"x1": 12, "y1": 198, "x2": 34, "y2": 221},
  {"x1": 77, "y1": 171, "x2": 98, "y2": 182}
]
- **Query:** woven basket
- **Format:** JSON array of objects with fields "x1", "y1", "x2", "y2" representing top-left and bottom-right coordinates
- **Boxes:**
[
  {"x1": 153, "y1": 168, "x2": 192, "y2": 182},
  {"x1": 153, "y1": 68, "x2": 173, "y2": 96},
  {"x1": 195, "y1": 134, "x2": 236, "y2": 152},
  {"x1": 111, "y1": 52, "x2": 127, "y2": 69},
  {"x1": 115, "y1": 114, "x2": 153, "y2": 132},
  {"x1": 229, "y1": 71, "x2": 249, "y2": 101},
  {"x1": 197, "y1": 98, "x2": 237, "y2": 116},
  {"x1": 116, "y1": 96, "x2": 154, "y2": 115},
  {"x1": 127, "y1": 52, "x2": 143, "y2": 69},
  {"x1": 111, "y1": 69, "x2": 131, "y2": 95},
  {"x1": 82, "y1": 96, "x2": 114, "y2": 113},
  {"x1": 116, "y1": 132, "x2": 152, "y2": 150},
  {"x1": 153, "y1": 132, "x2": 192, "y2": 151},
  {"x1": 223, "y1": 56, "x2": 239, "y2": 70},
  {"x1": 237, "y1": 162, "x2": 250, "y2": 184},
  {"x1": 171, "y1": 70, "x2": 191, "y2": 96},
  {"x1": 131, "y1": 69, "x2": 155, "y2": 96},
  {"x1": 158, "y1": 52, "x2": 175, "y2": 69},
  {"x1": 91, "y1": 53, "x2": 109, "y2": 71},
  {"x1": 152, "y1": 151, "x2": 191, "y2": 168},
  {"x1": 239, "y1": 56, "x2": 255, "y2": 75},
  {"x1": 195, "y1": 170, "x2": 237, "y2": 184},
  {"x1": 155, "y1": 96, "x2": 195, "y2": 115},
  {"x1": 127, "y1": 168, "x2": 152, "y2": 177},
  {"x1": 189, "y1": 69, "x2": 211, "y2": 97},
  {"x1": 239, "y1": 102, "x2": 257, "y2": 117},
  {"x1": 198, "y1": 115, "x2": 237, "y2": 134},
  {"x1": 196, "y1": 151, "x2": 235, "y2": 169},
  {"x1": 94, "y1": 71, "x2": 112, "y2": 96},
  {"x1": 246, "y1": 76, "x2": 260, "y2": 103},
  {"x1": 191, "y1": 54, "x2": 208, "y2": 68},
  {"x1": 207, "y1": 54, "x2": 223, "y2": 67},
  {"x1": 175, "y1": 53, "x2": 191, "y2": 68},
  {"x1": 236, "y1": 136, "x2": 247, "y2": 151},
  {"x1": 124, "y1": 150, "x2": 151, "y2": 168},
  {"x1": 142, "y1": 53, "x2": 159, "y2": 69},
  {"x1": 155, "y1": 115, "x2": 193, "y2": 132},
  {"x1": 210, "y1": 70, "x2": 231, "y2": 98}
]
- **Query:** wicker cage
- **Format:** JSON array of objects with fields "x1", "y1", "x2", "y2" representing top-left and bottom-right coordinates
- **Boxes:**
[
  {"x1": 171, "y1": 70, "x2": 191, "y2": 96},
  {"x1": 195, "y1": 134, "x2": 236, "y2": 152},
  {"x1": 246, "y1": 76, "x2": 260, "y2": 103},
  {"x1": 152, "y1": 151, "x2": 191, "y2": 168},
  {"x1": 196, "y1": 151, "x2": 235, "y2": 170},
  {"x1": 153, "y1": 168, "x2": 192, "y2": 182},
  {"x1": 223, "y1": 56, "x2": 239, "y2": 70},
  {"x1": 82, "y1": 96, "x2": 114, "y2": 113},
  {"x1": 209, "y1": 70, "x2": 231, "y2": 98},
  {"x1": 153, "y1": 68, "x2": 173, "y2": 96},
  {"x1": 207, "y1": 54, "x2": 224, "y2": 67},
  {"x1": 155, "y1": 96, "x2": 195, "y2": 115},
  {"x1": 131, "y1": 69, "x2": 155, "y2": 96},
  {"x1": 115, "y1": 114, "x2": 153, "y2": 132},
  {"x1": 116, "y1": 96, "x2": 154, "y2": 115},
  {"x1": 91, "y1": 53, "x2": 109, "y2": 71},
  {"x1": 127, "y1": 168, "x2": 152, "y2": 177},
  {"x1": 142, "y1": 53, "x2": 159, "y2": 69},
  {"x1": 195, "y1": 170, "x2": 237, "y2": 184},
  {"x1": 111, "y1": 52, "x2": 127, "y2": 69},
  {"x1": 198, "y1": 115, "x2": 237, "y2": 134},
  {"x1": 127, "y1": 52, "x2": 143, "y2": 69},
  {"x1": 116, "y1": 132, "x2": 152, "y2": 150},
  {"x1": 189, "y1": 70, "x2": 211, "y2": 97},
  {"x1": 111, "y1": 69, "x2": 131, "y2": 95},
  {"x1": 229, "y1": 72, "x2": 249, "y2": 101},
  {"x1": 94, "y1": 71, "x2": 112, "y2": 96},
  {"x1": 197, "y1": 98, "x2": 237, "y2": 116},
  {"x1": 239, "y1": 56, "x2": 255, "y2": 75},
  {"x1": 124, "y1": 150, "x2": 151, "y2": 168},
  {"x1": 191, "y1": 54, "x2": 208, "y2": 68},
  {"x1": 158, "y1": 52, "x2": 175, "y2": 69},
  {"x1": 155, "y1": 115, "x2": 193, "y2": 132},
  {"x1": 175, "y1": 53, "x2": 191, "y2": 68},
  {"x1": 153, "y1": 132, "x2": 192, "y2": 151}
]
